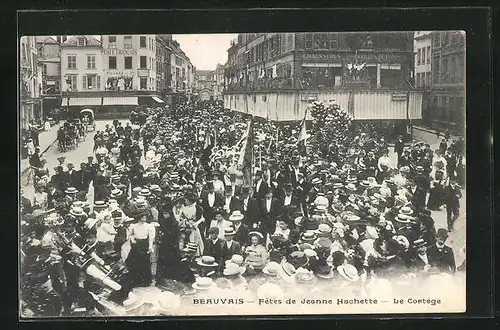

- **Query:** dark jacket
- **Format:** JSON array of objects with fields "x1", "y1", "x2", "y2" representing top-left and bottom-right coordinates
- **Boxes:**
[
  {"x1": 253, "y1": 180, "x2": 269, "y2": 200},
  {"x1": 203, "y1": 238, "x2": 225, "y2": 264},
  {"x1": 258, "y1": 198, "x2": 282, "y2": 235},
  {"x1": 232, "y1": 223, "x2": 250, "y2": 247},
  {"x1": 221, "y1": 240, "x2": 242, "y2": 265},
  {"x1": 427, "y1": 244, "x2": 456, "y2": 273},
  {"x1": 238, "y1": 196, "x2": 260, "y2": 228}
]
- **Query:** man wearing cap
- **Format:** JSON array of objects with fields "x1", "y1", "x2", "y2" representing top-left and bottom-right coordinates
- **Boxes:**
[{"x1": 427, "y1": 228, "x2": 456, "y2": 273}]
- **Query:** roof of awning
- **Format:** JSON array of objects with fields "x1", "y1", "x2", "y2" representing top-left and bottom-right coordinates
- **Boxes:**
[
  {"x1": 102, "y1": 97, "x2": 138, "y2": 106},
  {"x1": 151, "y1": 96, "x2": 164, "y2": 103},
  {"x1": 68, "y1": 97, "x2": 102, "y2": 106}
]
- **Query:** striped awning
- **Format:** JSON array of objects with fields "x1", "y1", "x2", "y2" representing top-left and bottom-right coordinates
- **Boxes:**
[
  {"x1": 152, "y1": 96, "x2": 164, "y2": 103},
  {"x1": 102, "y1": 97, "x2": 138, "y2": 106},
  {"x1": 69, "y1": 97, "x2": 102, "y2": 106}
]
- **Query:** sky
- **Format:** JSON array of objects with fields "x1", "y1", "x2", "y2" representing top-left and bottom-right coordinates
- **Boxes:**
[{"x1": 173, "y1": 34, "x2": 237, "y2": 71}]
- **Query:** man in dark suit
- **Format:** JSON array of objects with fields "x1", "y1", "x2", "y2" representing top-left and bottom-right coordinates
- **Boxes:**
[
  {"x1": 427, "y1": 228, "x2": 456, "y2": 273},
  {"x1": 443, "y1": 180, "x2": 462, "y2": 231},
  {"x1": 278, "y1": 183, "x2": 300, "y2": 213},
  {"x1": 394, "y1": 135, "x2": 405, "y2": 167},
  {"x1": 222, "y1": 185, "x2": 240, "y2": 215},
  {"x1": 50, "y1": 166, "x2": 69, "y2": 192},
  {"x1": 253, "y1": 171, "x2": 269, "y2": 200},
  {"x1": 220, "y1": 227, "x2": 242, "y2": 269},
  {"x1": 238, "y1": 186, "x2": 259, "y2": 229},
  {"x1": 201, "y1": 182, "x2": 224, "y2": 236},
  {"x1": 412, "y1": 166, "x2": 430, "y2": 212},
  {"x1": 289, "y1": 158, "x2": 306, "y2": 188},
  {"x1": 66, "y1": 163, "x2": 82, "y2": 191},
  {"x1": 259, "y1": 191, "x2": 281, "y2": 238},
  {"x1": 228, "y1": 211, "x2": 249, "y2": 248},
  {"x1": 203, "y1": 227, "x2": 225, "y2": 265}
]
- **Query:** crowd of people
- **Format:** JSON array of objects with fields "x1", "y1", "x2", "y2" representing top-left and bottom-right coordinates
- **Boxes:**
[{"x1": 20, "y1": 99, "x2": 465, "y2": 317}]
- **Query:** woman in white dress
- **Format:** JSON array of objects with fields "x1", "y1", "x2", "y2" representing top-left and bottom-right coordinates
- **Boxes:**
[{"x1": 126, "y1": 212, "x2": 155, "y2": 287}]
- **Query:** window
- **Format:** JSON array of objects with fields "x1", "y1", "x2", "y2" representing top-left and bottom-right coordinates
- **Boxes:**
[
  {"x1": 305, "y1": 33, "x2": 313, "y2": 49},
  {"x1": 417, "y1": 49, "x2": 421, "y2": 65},
  {"x1": 426, "y1": 46, "x2": 431, "y2": 64},
  {"x1": 83, "y1": 74, "x2": 101, "y2": 90},
  {"x1": 124, "y1": 36, "x2": 132, "y2": 49},
  {"x1": 54, "y1": 80, "x2": 60, "y2": 92},
  {"x1": 108, "y1": 56, "x2": 117, "y2": 69},
  {"x1": 442, "y1": 58, "x2": 448, "y2": 82},
  {"x1": 450, "y1": 57, "x2": 456, "y2": 82},
  {"x1": 287, "y1": 33, "x2": 294, "y2": 51},
  {"x1": 42, "y1": 64, "x2": 47, "y2": 75},
  {"x1": 124, "y1": 56, "x2": 133, "y2": 69},
  {"x1": 140, "y1": 36, "x2": 147, "y2": 48},
  {"x1": 77, "y1": 37, "x2": 86, "y2": 47},
  {"x1": 140, "y1": 77, "x2": 147, "y2": 89},
  {"x1": 67, "y1": 74, "x2": 77, "y2": 90},
  {"x1": 108, "y1": 36, "x2": 116, "y2": 48},
  {"x1": 422, "y1": 47, "x2": 426, "y2": 65},
  {"x1": 329, "y1": 33, "x2": 338, "y2": 49},
  {"x1": 140, "y1": 56, "x2": 147, "y2": 69},
  {"x1": 67, "y1": 55, "x2": 77, "y2": 69},
  {"x1": 87, "y1": 55, "x2": 96, "y2": 69}
]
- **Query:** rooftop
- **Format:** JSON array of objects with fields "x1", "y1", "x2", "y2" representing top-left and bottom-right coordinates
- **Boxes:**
[{"x1": 61, "y1": 36, "x2": 102, "y2": 47}]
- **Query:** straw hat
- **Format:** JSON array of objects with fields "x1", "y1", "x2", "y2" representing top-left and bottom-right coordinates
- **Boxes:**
[
  {"x1": 228, "y1": 210, "x2": 244, "y2": 222},
  {"x1": 197, "y1": 255, "x2": 219, "y2": 267},
  {"x1": 337, "y1": 264, "x2": 360, "y2": 282},
  {"x1": 192, "y1": 277, "x2": 216, "y2": 290},
  {"x1": 223, "y1": 262, "x2": 246, "y2": 276},
  {"x1": 262, "y1": 261, "x2": 281, "y2": 276},
  {"x1": 315, "y1": 224, "x2": 332, "y2": 237},
  {"x1": 65, "y1": 187, "x2": 78, "y2": 194},
  {"x1": 182, "y1": 242, "x2": 198, "y2": 253},
  {"x1": 300, "y1": 231, "x2": 317, "y2": 243}
]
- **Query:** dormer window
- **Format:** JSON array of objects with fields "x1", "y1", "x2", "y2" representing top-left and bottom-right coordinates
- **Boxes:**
[{"x1": 78, "y1": 37, "x2": 86, "y2": 47}]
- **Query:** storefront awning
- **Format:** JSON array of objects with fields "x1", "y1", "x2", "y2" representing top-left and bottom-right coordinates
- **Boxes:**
[
  {"x1": 102, "y1": 97, "x2": 138, "y2": 106},
  {"x1": 69, "y1": 97, "x2": 102, "y2": 106},
  {"x1": 151, "y1": 96, "x2": 164, "y2": 103}
]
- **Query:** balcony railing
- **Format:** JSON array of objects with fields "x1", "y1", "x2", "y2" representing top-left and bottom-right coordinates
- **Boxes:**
[{"x1": 62, "y1": 90, "x2": 161, "y2": 97}]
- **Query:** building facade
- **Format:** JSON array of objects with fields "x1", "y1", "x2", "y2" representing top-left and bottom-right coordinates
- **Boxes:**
[
  {"x1": 414, "y1": 32, "x2": 432, "y2": 89},
  {"x1": 430, "y1": 31, "x2": 465, "y2": 131},
  {"x1": 195, "y1": 70, "x2": 216, "y2": 100},
  {"x1": 101, "y1": 34, "x2": 157, "y2": 92},
  {"x1": 61, "y1": 36, "x2": 105, "y2": 93},
  {"x1": 225, "y1": 32, "x2": 415, "y2": 92},
  {"x1": 156, "y1": 35, "x2": 173, "y2": 94},
  {"x1": 20, "y1": 36, "x2": 42, "y2": 130},
  {"x1": 213, "y1": 63, "x2": 225, "y2": 100},
  {"x1": 36, "y1": 36, "x2": 62, "y2": 118}
]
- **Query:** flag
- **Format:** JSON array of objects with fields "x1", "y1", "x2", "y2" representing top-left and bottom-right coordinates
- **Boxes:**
[
  {"x1": 238, "y1": 119, "x2": 253, "y2": 187},
  {"x1": 298, "y1": 109, "x2": 308, "y2": 143}
]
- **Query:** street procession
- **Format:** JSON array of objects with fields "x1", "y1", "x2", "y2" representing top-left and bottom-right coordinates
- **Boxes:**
[
  {"x1": 19, "y1": 98, "x2": 466, "y2": 316},
  {"x1": 19, "y1": 32, "x2": 466, "y2": 316}
]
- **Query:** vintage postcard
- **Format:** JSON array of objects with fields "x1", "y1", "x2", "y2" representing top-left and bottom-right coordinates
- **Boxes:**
[{"x1": 19, "y1": 30, "x2": 466, "y2": 317}]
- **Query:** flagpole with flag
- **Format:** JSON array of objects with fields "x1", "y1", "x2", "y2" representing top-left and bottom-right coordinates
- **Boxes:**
[
  {"x1": 238, "y1": 118, "x2": 254, "y2": 188},
  {"x1": 297, "y1": 107, "x2": 308, "y2": 153}
]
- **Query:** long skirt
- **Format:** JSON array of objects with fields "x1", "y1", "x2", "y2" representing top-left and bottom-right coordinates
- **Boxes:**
[
  {"x1": 125, "y1": 239, "x2": 152, "y2": 287},
  {"x1": 427, "y1": 185, "x2": 444, "y2": 210}
]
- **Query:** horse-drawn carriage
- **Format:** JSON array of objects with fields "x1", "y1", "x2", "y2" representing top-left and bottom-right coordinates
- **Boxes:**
[{"x1": 81, "y1": 109, "x2": 96, "y2": 132}]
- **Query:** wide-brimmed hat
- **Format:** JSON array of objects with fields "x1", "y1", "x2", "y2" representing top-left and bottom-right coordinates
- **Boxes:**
[
  {"x1": 248, "y1": 231, "x2": 264, "y2": 241},
  {"x1": 394, "y1": 214, "x2": 411, "y2": 224},
  {"x1": 317, "y1": 223, "x2": 333, "y2": 236},
  {"x1": 288, "y1": 251, "x2": 309, "y2": 268},
  {"x1": 303, "y1": 249, "x2": 318, "y2": 259},
  {"x1": 228, "y1": 210, "x2": 244, "y2": 222},
  {"x1": 226, "y1": 254, "x2": 244, "y2": 266},
  {"x1": 132, "y1": 187, "x2": 142, "y2": 194},
  {"x1": 311, "y1": 177, "x2": 322, "y2": 185},
  {"x1": 65, "y1": 187, "x2": 78, "y2": 194},
  {"x1": 223, "y1": 227, "x2": 236, "y2": 236},
  {"x1": 139, "y1": 188, "x2": 151, "y2": 197},
  {"x1": 281, "y1": 262, "x2": 296, "y2": 277},
  {"x1": 345, "y1": 183, "x2": 357, "y2": 192},
  {"x1": 69, "y1": 207, "x2": 85, "y2": 217},
  {"x1": 182, "y1": 242, "x2": 198, "y2": 253},
  {"x1": 412, "y1": 238, "x2": 427, "y2": 248},
  {"x1": 399, "y1": 206, "x2": 414, "y2": 216},
  {"x1": 343, "y1": 213, "x2": 362, "y2": 223},
  {"x1": 223, "y1": 262, "x2": 246, "y2": 276},
  {"x1": 110, "y1": 189, "x2": 123, "y2": 198},
  {"x1": 192, "y1": 277, "x2": 216, "y2": 290},
  {"x1": 337, "y1": 264, "x2": 360, "y2": 282},
  {"x1": 150, "y1": 184, "x2": 161, "y2": 192},
  {"x1": 197, "y1": 256, "x2": 219, "y2": 267},
  {"x1": 93, "y1": 201, "x2": 108, "y2": 209},
  {"x1": 262, "y1": 261, "x2": 281, "y2": 276},
  {"x1": 315, "y1": 237, "x2": 333, "y2": 249},
  {"x1": 300, "y1": 231, "x2": 317, "y2": 243}
]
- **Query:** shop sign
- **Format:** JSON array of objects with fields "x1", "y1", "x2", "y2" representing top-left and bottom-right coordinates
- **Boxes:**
[
  {"x1": 102, "y1": 48, "x2": 138, "y2": 56},
  {"x1": 303, "y1": 52, "x2": 402, "y2": 63},
  {"x1": 392, "y1": 93, "x2": 408, "y2": 101},
  {"x1": 105, "y1": 70, "x2": 135, "y2": 77}
]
